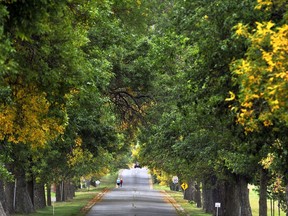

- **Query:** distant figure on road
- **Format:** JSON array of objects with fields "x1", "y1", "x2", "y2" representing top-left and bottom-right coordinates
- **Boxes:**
[
  {"x1": 116, "y1": 178, "x2": 121, "y2": 188},
  {"x1": 134, "y1": 162, "x2": 141, "y2": 168},
  {"x1": 120, "y1": 178, "x2": 123, "y2": 187}
]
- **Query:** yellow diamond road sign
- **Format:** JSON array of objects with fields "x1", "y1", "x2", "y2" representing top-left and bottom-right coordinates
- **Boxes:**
[{"x1": 181, "y1": 182, "x2": 188, "y2": 190}]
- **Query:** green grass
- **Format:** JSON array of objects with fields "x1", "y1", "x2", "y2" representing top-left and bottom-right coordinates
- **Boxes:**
[
  {"x1": 34, "y1": 191, "x2": 96, "y2": 216},
  {"x1": 249, "y1": 188, "x2": 285, "y2": 216},
  {"x1": 154, "y1": 184, "x2": 286, "y2": 216},
  {"x1": 153, "y1": 184, "x2": 210, "y2": 216},
  {"x1": 13, "y1": 173, "x2": 118, "y2": 216}
]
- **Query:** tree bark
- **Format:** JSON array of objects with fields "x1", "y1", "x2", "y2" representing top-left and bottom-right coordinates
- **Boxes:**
[
  {"x1": 170, "y1": 182, "x2": 179, "y2": 191},
  {"x1": 195, "y1": 183, "x2": 202, "y2": 208},
  {"x1": 259, "y1": 168, "x2": 268, "y2": 216},
  {"x1": 183, "y1": 183, "x2": 193, "y2": 200},
  {"x1": 202, "y1": 176, "x2": 217, "y2": 214},
  {"x1": 46, "y1": 184, "x2": 52, "y2": 206},
  {"x1": 286, "y1": 183, "x2": 288, "y2": 216},
  {"x1": 0, "y1": 180, "x2": 7, "y2": 216},
  {"x1": 65, "y1": 181, "x2": 72, "y2": 200},
  {"x1": 0, "y1": 180, "x2": 5, "y2": 211},
  {"x1": 238, "y1": 176, "x2": 252, "y2": 216},
  {"x1": 183, "y1": 179, "x2": 195, "y2": 201},
  {"x1": 202, "y1": 183, "x2": 213, "y2": 213},
  {"x1": 56, "y1": 182, "x2": 63, "y2": 202},
  {"x1": 56, "y1": 180, "x2": 75, "y2": 202},
  {"x1": 4, "y1": 181, "x2": 15, "y2": 214},
  {"x1": 224, "y1": 175, "x2": 252, "y2": 216},
  {"x1": 0, "y1": 202, "x2": 6, "y2": 216},
  {"x1": 212, "y1": 181, "x2": 225, "y2": 216},
  {"x1": 63, "y1": 181, "x2": 68, "y2": 201},
  {"x1": 183, "y1": 186, "x2": 193, "y2": 201},
  {"x1": 15, "y1": 171, "x2": 35, "y2": 214},
  {"x1": 27, "y1": 179, "x2": 34, "y2": 206},
  {"x1": 34, "y1": 182, "x2": 46, "y2": 209},
  {"x1": 202, "y1": 175, "x2": 251, "y2": 216}
]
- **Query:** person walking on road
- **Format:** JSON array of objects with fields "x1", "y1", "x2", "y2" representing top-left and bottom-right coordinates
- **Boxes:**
[
  {"x1": 116, "y1": 178, "x2": 120, "y2": 188},
  {"x1": 120, "y1": 178, "x2": 123, "y2": 187}
]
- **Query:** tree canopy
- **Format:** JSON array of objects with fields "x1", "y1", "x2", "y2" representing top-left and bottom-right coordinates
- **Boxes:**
[{"x1": 0, "y1": 0, "x2": 288, "y2": 215}]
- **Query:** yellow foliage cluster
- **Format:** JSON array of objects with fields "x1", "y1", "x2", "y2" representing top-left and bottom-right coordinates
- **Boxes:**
[
  {"x1": 255, "y1": 0, "x2": 286, "y2": 11},
  {"x1": 260, "y1": 152, "x2": 274, "y2": 169},
  {"x1": 255, "y1": 0, "x2": 273, "y2": 10},
  {"x1": 67, "y1": 137, "x2": 93, "y2": 167},
  {"x1": 131, "y1": 144, "x2": 140, "y2": 158},
  {"x1": 230, "y1": 19, "x2": 288, "y2": 131},
  {"x1": 259, "y1": 141, "x2": 285, "y2": 193},
  {"x1": 272, "y1": 176, "x2": 285, "y2": 193},
  {"x1": 0, "y1": 85, "x2": 65, "y2": 147},
  {"x1": 150, "y1": 168, "x2": 171, "y2": 186},
  {"x1": 136, "y1": 0, "x2": 141, "y2": 7},
  {"x1": 67, "y1": 137, "x2": 82, "y2": 167}
]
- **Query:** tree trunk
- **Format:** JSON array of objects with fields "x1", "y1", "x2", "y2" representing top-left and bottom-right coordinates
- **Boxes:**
[
  {"x1": 15, "y1": 170, "x2": 35, "y2": 214},
  {"x1": 195, "y1": 183, "x2": 202, "y2": 208},
  {"x1": 46, "y1": 184, "x2": 52, "y2": 206},
  {"x1": 212, "y1": 182, "x2": 225, "y2": 216},
  {"x1": 238, "y1": 176, "x2": 252, "y2": 216},
  {"x1": 0, "y1": 202, "x2": 6, "y2": 216},
  {"x1": 286, "y1": 183, "x2": 288, "y2": 216},
  {"x1": 170, "y1": 182, "x2": 179, "y2": 191},
  {"x1": 27, "y1": 179, "x2": 34, "y2": 206},
  {"x1": 65, "y1": 181, "x2": 69, "y2": 200},
  {"x1": 56, "y1": 180, "x2": 74, "y2": 202},
  {"x1": 0, "y1": 180, "x2": 7, "y2": 216},
  {"x1": 66, "y1": 181, "x2": 75, "y2": 200},
  {"x1": 202, "y1": 184, "x2": 213, "y2": 213},
  {"x1": 56, "y1": 182, "x2": 63, "y2": 202},
  {"x1": 183, "y1": 179, "x2": 195, "y2": 201},
  {"x1": 0, "y1": 180, "x2": 5, "y2": 211},
  {"x1": 259, "y1": 168, "x2": 268, "y2": 216},
  {"x1": 4, "y1": 181, "x2": 15, "y2": 214},
  {"x1": 224, "y1": 175, "x2": 252, "y2": 216},
  {"x1": 223, "y1": 181, "x2": 237, "y2": 216},
  {"x1": 34, "y1": 183, "x2": 46, "y2": 209},
  {"x1": 63, "y1": 181, "x2": 68, "y2": 201},
  {"x1": 183, "y1": 186, "x2": 193, "y2": 201},
  {"x1": 71, "y1": 183, "x2": 76, "y2": 198},
  {"x1": 202, "y1": 177, "x2": 217, "y2": 214}
]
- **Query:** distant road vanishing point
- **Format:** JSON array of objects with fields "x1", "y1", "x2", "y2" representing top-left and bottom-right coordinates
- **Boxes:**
[{"x1": 86, "y1": 168, "x2": 178, "y2": 216}]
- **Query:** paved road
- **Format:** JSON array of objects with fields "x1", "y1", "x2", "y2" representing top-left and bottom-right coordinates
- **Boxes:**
[{"x1": 86, "y1": 168, "x2": 178, "y2": 216}]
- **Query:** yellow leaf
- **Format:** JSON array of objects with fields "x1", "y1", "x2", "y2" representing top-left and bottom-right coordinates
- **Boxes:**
[
  {"x1": 225, "y1": 91, "x2": 236, "y2": 101},
  {"x1": 235, "y1": 23, "x2": 249, "y2": 37},
  {"x1": 260, "y1": 153, "x2": 274, "y2": 169}
]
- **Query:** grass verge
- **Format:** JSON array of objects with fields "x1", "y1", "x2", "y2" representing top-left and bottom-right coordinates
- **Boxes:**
[
  {"x1": 153, "y1": 184, "x2": 210, "y2": 216},
  {"x1": 13, "y1": 172, "x2": 118, "y2": 216},
  {"x1": 154, "y1": 184, "x2": 286, "y2": 216},
  {"x1": 249, "y1": 188, "x2": 285, "y2": 216}
]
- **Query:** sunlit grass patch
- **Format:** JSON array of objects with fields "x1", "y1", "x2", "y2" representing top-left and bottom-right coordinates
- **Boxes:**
[{"x1": 13, "y1": 172, "x2": 118, "y2": 216}]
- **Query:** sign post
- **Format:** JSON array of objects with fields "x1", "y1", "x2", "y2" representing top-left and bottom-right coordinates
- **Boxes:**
[
  {"x1": 172, "y1": 176, "x2": 178, "y2": 184},
  {"x1": 51, "y1": 197, "x2": 56, "y2": 215},
  {"x1": 181, "y1": 182, "x2": 188, "y2": 191},
  {"x1": 172, "y1": 176, "x2": 179, "y2": 191},
  {"x1": 215, "y1": 202, "x2": 221, "y2": 216},
  {"x1": 181, "y1": 182, "x2": 188, "y2": 199}
]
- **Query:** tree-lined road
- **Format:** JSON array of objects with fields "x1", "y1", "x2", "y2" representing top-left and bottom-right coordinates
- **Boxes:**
[{"x1": 86, "y1": 168, "x2": 178, "y2": 216}]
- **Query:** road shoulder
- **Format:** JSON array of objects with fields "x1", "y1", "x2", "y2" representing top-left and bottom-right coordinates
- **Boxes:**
[
  {"x1": 161, "y1": 190, "x2": 189, "y2": 216},
  {"x1": 80, "y1": 188, "x2": 110, "y2": 215}
]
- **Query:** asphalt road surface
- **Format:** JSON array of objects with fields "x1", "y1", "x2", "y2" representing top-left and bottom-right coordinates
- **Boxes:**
[{"x1": 86, "y1": 168, "x2": 178, "y2": 216}]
